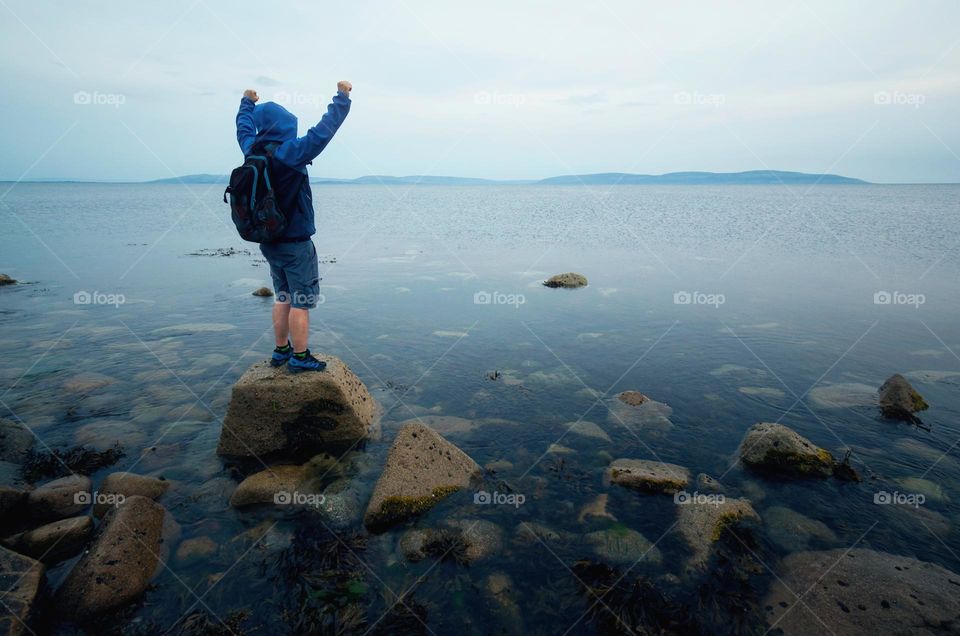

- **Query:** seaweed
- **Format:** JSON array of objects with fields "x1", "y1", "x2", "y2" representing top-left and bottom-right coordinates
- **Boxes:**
[
  {"x1": 419, "y1": 528, "x2": 471, "y2": 566},
  {"x1": 368, "y1": 598, "x2": 429, "y2": 636},
  {"x1": 20, "y1": 442, "x2": 124, "y2": 482}
]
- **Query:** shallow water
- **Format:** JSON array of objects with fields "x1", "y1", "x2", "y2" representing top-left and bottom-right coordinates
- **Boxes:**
[{"x1": 1, "y1": 183, "x2": 959, "y2": 634}]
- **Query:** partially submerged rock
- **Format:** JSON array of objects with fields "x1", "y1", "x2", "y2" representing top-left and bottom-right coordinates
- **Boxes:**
[
  {"x1": 617, "y1": 390, "x2": 648, "y2": 406},
  {"x1": 229, "y1": 464, "x2": 307, "y2": 508},
  {"x1": 677, "y1": 497, "x2": 759, "y2": 568},
  {"x1": 738, "y1": 423, "x2": 834, "y2": 478},
  {"x1": 565, "y1": 420, "x2": 611, "y2": 443},
  {"x1": 543, "y1": 272, "x2": 588, "y2": 288},
  {"x1": 252, "y1": 286, "x2": 273, "y2": 297},
  {"x1": 0, "y1": 418, "x2": 33, "y2": 463},
  {"x1": 762, "y1": 506, "x2": 837, "y2": 552},
  {"x1": 0, "y1": 274, "x2": 17, "y2": 286},
  {"x1": 27, "y1": 474, "x2": 91, "y2": 522},
  {"x1": 363, "y1": 422, "x2": 481, "y2": 531},
  {"x1": 585, "y1": 525, "x2": 662, "y2": 565},
  {"x1": 5, "y1": 515, "x2": 92, "y2": 563},
  {"x1": 606, "y1": 394, "x2": 673, "y2": 435},
  {"x1": 763, "y1": 549, "x2": 960, "y2": 634},
  {"x1": 175, "y1": 536, "x2": 218, "y2": 564},
  {"x1": 879, "y1": 373, "x2": 929, "y2": 422},
  {"x1": 0, "y1": 545, "x2": 43, "y2": 636},
  {"x1": 606, "y1": 458, "x2": 690, "y2": 494},
  {"x1": 217, "y1": 356, "x2": 377, "y2": 458},
  {"x1": 94, "y1": 472, "x2": 169, "y2": 517},
  {"x1": 56, "y1": 496, "x2": 166, "y2": 621}
]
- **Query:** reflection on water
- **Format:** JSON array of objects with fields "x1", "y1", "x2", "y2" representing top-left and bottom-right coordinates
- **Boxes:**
[{"x1": 1, "y1": 183, "x2": 959, "y2": 633}]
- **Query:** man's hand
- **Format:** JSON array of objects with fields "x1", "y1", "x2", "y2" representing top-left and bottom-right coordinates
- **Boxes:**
[
  {"x1": 337, "y1": 80, "x2": 352, "y2": 95},
  {"x1": 243, "y1": 89, "x2": 259, "y2": 103}
]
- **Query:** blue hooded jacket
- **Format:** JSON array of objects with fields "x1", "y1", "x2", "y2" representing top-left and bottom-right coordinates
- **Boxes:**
[{"x1": 236, "y1": 92, "x2": 351, "y2": 241}]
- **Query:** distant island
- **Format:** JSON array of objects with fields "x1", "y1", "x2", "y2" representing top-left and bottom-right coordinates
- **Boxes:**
[{"x1": 11, "y1": 170, "x2": 870, "y2": 186}]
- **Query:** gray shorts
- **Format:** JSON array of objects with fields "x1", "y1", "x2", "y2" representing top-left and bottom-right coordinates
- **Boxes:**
[{"x1": 259, "y1": 240, "x2": 320, "y2": 309}]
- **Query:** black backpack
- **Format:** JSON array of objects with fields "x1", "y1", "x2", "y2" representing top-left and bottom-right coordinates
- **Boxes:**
[{"x1": 223, "y1": 141, "x2": 288, "y2": 243}]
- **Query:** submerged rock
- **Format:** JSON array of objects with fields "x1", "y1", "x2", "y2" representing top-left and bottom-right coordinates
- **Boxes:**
[
  {"x1": 617, "y1": 390, "x2": 648, "y2": 406},
  {"x1": 585, "y1": 525, "x2": 662, "y2": 565},
  {"x1": 0, "y1": 418, "x2": 33, "y2": 463},
  {"x1": 606, "y1": 394, "x2": 673, "y2": 435},
  {"x1": 762, "y1": 506, "x2": 837, "y2": 551},
  {"x1": 763, "y1": 548, "x2": 960, "y2": 634},
  {"x1": 0, "y1": 274, "x2": 17, "y2": 286},
  {"x1": 677, "y1": 497, "x2": 759, "y2": 568},
  {"x1": 0, "y1": 545, "x2": 43, "y2": 636},
  {"x1": 565, "y1": 420, "x2": 611, "y2": 443},
  {"x1": 543, "y1": 272, "x2": 588, "y2": 288},
  {"x1": 606, "y1": 458, "x2": 690, "y2": 494},
  {"x1": 578, "y1": 493, "x2": 617, "y2": 523},
  {"x1": 363, "y1": 421, "x2": 481, "y2": 531},
  {"x1": 94, "y1": 472, "x2": 169, "y2": 517},
  {"x1": 738, "y1": 423, "x2": 834, "y2": 478},
  {"x1": 5, "y1": 515, "x2": 92, "y2": 563},
  {"x1": 56, "y1": 496, "x2": 165, "y2": 620},
  {"x1": 251, "y1": 286, "x2": 274, "y2": 297},
  {"x1": 217, "y1": 356, "x2": 377, "y2": 458},
  {"x1": 484, "y1": 572, "x2": 524, "y2": 633},
  {"x1": 879, "y1": 373, "x2": 929, "y2": 421},
  {"x1": 175, "y1": 536, "x2": 218, "y2": 564},
  {"x1": 696, "y1": 473, "x2": 724, "y2": 493},
  {"x1": 399, "y1": 519, "x2": 503, "y2": 563},
  {"x1": 27, "y1": 475, "x2": 91, "y2": 522}
]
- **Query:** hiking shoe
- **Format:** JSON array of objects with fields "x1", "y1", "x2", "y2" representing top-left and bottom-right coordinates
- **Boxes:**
[
  {"x1": 270, "y1": 341, "x2": 293, "y2": 367},
  {"x1": 288, "y1": 349, "x2": 327, "y2": 373}
]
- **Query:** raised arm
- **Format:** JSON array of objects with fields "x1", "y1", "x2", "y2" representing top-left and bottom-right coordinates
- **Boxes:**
[
  {"x1": 275, "y1": 82, "x2": 352, "y2": 168},
  {"x1": 236, "y1": 89, "x2": 259, "y2": 155}
]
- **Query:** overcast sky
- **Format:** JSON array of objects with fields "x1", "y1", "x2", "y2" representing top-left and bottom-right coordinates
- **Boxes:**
[{"x1": 1, "y1": 0, "x2": 958, "y2": 182}]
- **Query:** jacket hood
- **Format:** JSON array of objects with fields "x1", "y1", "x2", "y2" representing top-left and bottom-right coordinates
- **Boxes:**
[{"x1": 253, "y1": 102, "x2": 298, "y2": 142}]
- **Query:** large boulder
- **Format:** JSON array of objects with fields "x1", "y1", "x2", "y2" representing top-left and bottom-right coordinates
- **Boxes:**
[
  {"x1": 543, "y1": 272, "x2": 588, "y2": 288},
  {"x1": 93, "y1": 472, "x2": 169, "y2": 517},
  {"x1": 5, "y1": 515, "x2": 93, "y2": 563},
  {"x1": 27, "y1": 475, "x2": 91, "y2": 522},
  {"x1": 0, "y1": 418, "x2": 33, "y2": 463},
  {"x1": 763, "y1": 548, "x2": 960, "y2": 634},
  {"x1": 605, "y1": 458, "x2": 690, "y2": 494},
  {"x1": 56, "y1": 495, "x2": 165, "y2": 620},
  {"x1": 738, "y1": 423, "x2": 834, "y2": 478},
  {"x1": 364, "y1": 422, "x2": 481, "y2": 531},
  {"x1": 879, "y1": 373, "x2": 929, "y2": 421},
  {"x1": 677, "y1": 496, "x2": 759, "y2": 569},
  {"x1": 0, "y1": 545, "x2": 43, "y2": 636},
  {"x1": 217, "y1": 356, "x2": 377, "y2": 458}
]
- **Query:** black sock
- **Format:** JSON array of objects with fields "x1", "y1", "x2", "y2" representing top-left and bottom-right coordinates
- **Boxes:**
[{"x1": 275, "y1": 342, "x2": 291, "y2": 353}]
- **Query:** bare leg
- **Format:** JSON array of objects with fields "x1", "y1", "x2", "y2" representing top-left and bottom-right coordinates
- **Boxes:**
[
  {"x1": 290, "y1": 307, "x2": 310, "y2": 352},
  {"x1": 272, "y1": 302, "x2": 291, "y2": 347}
]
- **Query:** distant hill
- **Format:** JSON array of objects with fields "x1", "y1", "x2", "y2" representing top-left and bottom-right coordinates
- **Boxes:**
[
  {"x1": 138, "y1": 170, "x2": 868, "y2": 186},
  {"x1": 536, "y1": 170, "x2": 869, "y2": 185}
]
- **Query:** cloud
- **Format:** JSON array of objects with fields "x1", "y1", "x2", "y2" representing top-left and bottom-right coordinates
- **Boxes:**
[{"x1": 255, "y1": 75, "x2": 282, "y2": 87}]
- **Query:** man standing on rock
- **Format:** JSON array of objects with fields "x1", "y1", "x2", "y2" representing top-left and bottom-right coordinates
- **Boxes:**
[{"x1": 236, "y1": 82, "x2": 352, "y2": 372}]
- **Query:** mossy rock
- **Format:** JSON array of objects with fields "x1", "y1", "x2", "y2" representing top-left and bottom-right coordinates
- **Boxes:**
[
  {"x1": 738, "y1": 423, "x2": 835, "y2": 478},
  {"x1": 543, "y1": 272, "x2": 588, "y2": 288}
]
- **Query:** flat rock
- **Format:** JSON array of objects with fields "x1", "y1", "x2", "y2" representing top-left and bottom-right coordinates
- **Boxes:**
[
  {"x1": 543, "y1": 272, "x2": 588, "y2": 288},
  {"x1": 763, "y1": 548, "x2": 960, "y2": 634},
  {"x1": 585, "y1": 525, "x2": 662, "y2": 565},
  {"x1": 565, "y1": 420, "x2": 611, "y2": 443},
  {"x1": 879, "y1": 373, "x2": 929, "y2": 421},
  {"x1": 0, "y1": 545, "x2": 43, "y2": 636},
  {"x1": 229, "y1": 465, "x2": 308, "y2": 507},
  {"x1": 27, "y1": 475, "x2": 91, "y2": 522},
  {"x1": 175, "y1": 536, "x2": 218, "y2": 563},
  {"x1": 364, "y1": 422, "x2": 481, "y2": 531},
  {"x1": 217, "y1": 357, "x2": 377, "y2": 458},
  {"x1": 606, "y1": 458, "x2": 690, "y2": 494},
  {"x1": 738, "y1": 423, "x2": 834, "y2": 478},
  {"x1": 677, "y1": 496, "x2": 759, "y2": 568},
  {"x1": 94, "y1": 472, "x2": 169, "y2": 517},
  {"x1": 606, "y1": 395, "x2": 673, "y2": 435},
  {"x1": 7, "y1": 515, "x2": 93, "y2": 563},
  {"x1": 56, "y1": 495, "x2": 165, "y2": 621},
  {"x1": 0, "y1": 418, "x2": 33, "y2": 463}
]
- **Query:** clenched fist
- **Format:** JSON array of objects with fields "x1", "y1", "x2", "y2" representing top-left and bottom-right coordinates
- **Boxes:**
[
  {"x1": 337, "y1": 80, "x2": 352, "y2": 95},
  {"x1": 243, "y1": 89, "x2": 259, "y2": 103}
]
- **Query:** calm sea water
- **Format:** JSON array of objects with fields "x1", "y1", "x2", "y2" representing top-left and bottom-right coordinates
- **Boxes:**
[{"x1": 1, "y1": 183, "x2": 959, "y2": 634}]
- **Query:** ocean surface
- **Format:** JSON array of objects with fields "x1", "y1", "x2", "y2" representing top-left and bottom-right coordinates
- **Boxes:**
[{"x1": 1, "y1": 182, "x2": 959, "y2": 634}]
